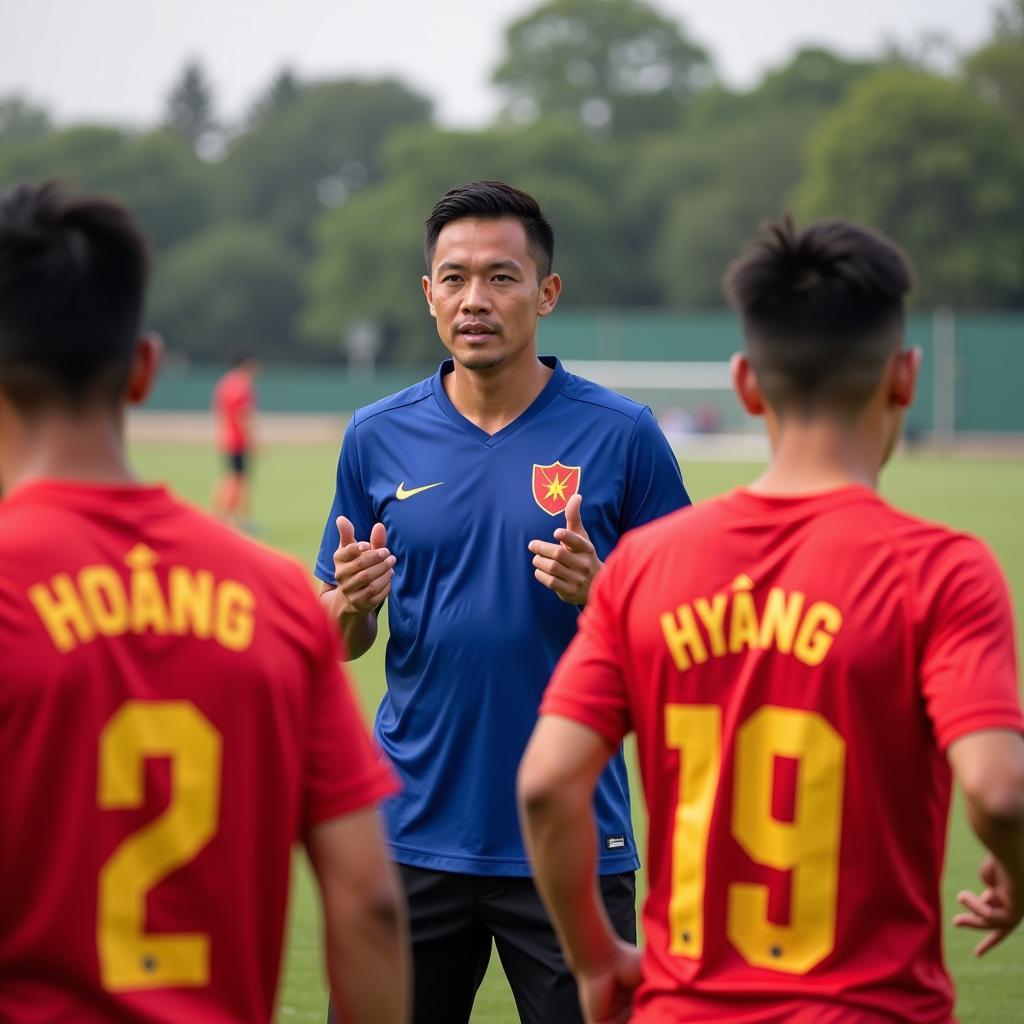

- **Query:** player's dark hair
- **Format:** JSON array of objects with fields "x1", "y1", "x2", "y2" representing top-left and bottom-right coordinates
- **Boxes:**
[
  {"x1": 0, "y1": 180, "x2": 149, "y2": 414},
  {"x1": 230, "y1": 349, "x2": 257, "y2": 369},
  {"x1": 425, "y1": 180, "x2": 555, "y2": 279},
  {"x1": 723, "y1": 215, "x2": 913, "y2": 416}
]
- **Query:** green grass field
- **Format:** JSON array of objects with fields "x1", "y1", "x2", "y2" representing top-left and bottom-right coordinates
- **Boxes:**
[{"x1": 130, "y1": 439, "x2": 1024, "y2": 1024}]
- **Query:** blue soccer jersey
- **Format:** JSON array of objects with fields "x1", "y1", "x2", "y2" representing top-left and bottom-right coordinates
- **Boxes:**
[{"x1": 314, "y1": 357, "x2": 690, "y2": 875}]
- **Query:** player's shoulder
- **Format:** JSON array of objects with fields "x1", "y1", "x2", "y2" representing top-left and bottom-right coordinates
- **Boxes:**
[
  {"x1": 154, "y1": 500, "x2": 329, "y2": 634},
  {"x1": 215, "y1": 369, "x2": 240, "y2": 394},
  {"x1": 868, "y1": 499, "x2": 991, "y2": 562},
  {"x1": 603, "y1": 499, "x2": 702, "y2": 572},
  {"x1": 0, "y1": 480, "x2": 310, "y2": 585},
  {"x1": 0, "y1": 495, "x2": 50, "y2": 563},
  {"x1": 557, "y1": 366, "x2": 648, "y2": 427},
  {"x1": 186, "y1": 505, "x2": 312, "y2": 590},
  {"x1": 872, "y1": 500, "x2": 1005, "y2": 595},
  {"x1": 349, "y1": 375, "x2": 435, "y2": 430}
]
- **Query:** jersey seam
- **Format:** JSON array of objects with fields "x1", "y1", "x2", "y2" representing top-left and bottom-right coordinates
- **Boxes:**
[
  {"x1": 351, "y1": 388, "x2": 433, "y2": 428},
  {"x1": 560, "y1": 391, "x2": 646, "y2": 424},
  {"x1": 618, "y1": 409, "x2": 650, "y2": 531},
  {"x1": 876, "y1": 508, "x2": 972, "y2": 745},
  {"x1": 350, "y1": 418, "x2": 370, "y2": 526}
]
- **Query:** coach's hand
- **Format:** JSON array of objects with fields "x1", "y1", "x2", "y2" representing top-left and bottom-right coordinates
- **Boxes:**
[
  {"x1": 576, "y1": 939, "x2": 642, "y2": 1024},
  {"x1": 953, "y1": 854, "x2": 1024, "y2": 957},
  {"x1": 529, "y1": 494, "x2": 603, "y2": 606},
  {"x1": 333, "y1": 516, "x2": 395, "y2": 614}
]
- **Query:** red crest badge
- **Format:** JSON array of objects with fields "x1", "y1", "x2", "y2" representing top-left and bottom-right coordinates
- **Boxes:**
[{"x1": 532, "y1": 461, "x2": 582, "y2": 516}]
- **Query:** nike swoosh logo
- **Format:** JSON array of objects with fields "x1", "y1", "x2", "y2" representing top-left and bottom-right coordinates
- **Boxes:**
[{"x1": 396, "y1": 481, "x2": 444, "y2": 500}]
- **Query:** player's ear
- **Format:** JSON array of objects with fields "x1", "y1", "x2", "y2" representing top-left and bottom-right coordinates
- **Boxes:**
[
  {"x1": 422, "y1": 276, "x2": 437, "y2": 319},
  {"x1": 889, "y1": 345, "x2": 920, "y2": 409},
  {"x1": 731, "y1": 352, "x2": 765, "y2": 417},
  {"x1": 125, "y1": 332, "x2": 163, "y2": 406},
  {"x1": 537, "y1": 273, "x2": 562, "y2": 318}
]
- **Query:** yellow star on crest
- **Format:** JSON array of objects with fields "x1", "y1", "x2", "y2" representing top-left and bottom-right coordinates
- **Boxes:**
[{"x1": 544, "y1": 475, "x2": 568, "y2": 501}]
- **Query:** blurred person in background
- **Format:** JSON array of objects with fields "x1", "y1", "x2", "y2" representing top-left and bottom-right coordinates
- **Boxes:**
[
  {"x1": 212, "y1": 350, "x2": 259, "y2": 528},
  {"x1": 314, "y1": 180, "x2": 689, "y2": 1023},
  {"x1": 0, "y1": 181, "x2": 409, "y2": 1024},
  {"x1": 519, "y1": 216, "x2": 1024, "y2": 1024}
]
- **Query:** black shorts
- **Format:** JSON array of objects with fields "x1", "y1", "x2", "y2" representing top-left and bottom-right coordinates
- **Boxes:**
[
  {"x1": 225, "y1": 451, "x2": 247, "y2": 475},
  {"x1": 328, "y1": 865, "x2": 636, "y2": 1024}
]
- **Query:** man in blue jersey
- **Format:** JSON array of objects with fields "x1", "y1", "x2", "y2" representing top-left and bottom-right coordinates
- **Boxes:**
[{"x1": 314, "y1": 181, "x2": 690, "y2": 1023}]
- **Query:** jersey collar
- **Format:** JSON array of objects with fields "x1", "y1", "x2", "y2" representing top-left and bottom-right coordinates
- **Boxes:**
[
  {"x1": 2, "y1": 477, "x2": 175, "y2": 514},
  {"x1": 430, "y1": 355, "x2": 568, "y2": 448}
]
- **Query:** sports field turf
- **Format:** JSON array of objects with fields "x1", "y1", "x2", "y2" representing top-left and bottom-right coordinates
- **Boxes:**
[{"x1": 130, "y1": 439, "x2": 1024, "y2": 1024}]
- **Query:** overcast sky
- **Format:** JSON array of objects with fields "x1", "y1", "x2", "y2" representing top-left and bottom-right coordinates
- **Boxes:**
[{"x1": 0, "y1": 0, "x2": 999, "y2": 130}]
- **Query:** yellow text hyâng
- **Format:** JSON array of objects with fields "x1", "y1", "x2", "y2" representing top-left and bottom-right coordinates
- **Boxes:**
[{"x1": 660, "y1": 576, "x2": 842, "y2": 672}]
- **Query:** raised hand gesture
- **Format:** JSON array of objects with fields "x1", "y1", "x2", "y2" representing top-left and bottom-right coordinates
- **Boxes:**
[
  {"x1": 332, "y1": 516, "x2": 395, "y2": 614},
  {"x1": 529, "y1": 494, "x2": 603, "y2": 606}
]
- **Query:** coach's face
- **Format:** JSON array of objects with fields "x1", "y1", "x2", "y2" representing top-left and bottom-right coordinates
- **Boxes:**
[{"x1": 422, "y1": 217, "x2": 561, "y2": 372}]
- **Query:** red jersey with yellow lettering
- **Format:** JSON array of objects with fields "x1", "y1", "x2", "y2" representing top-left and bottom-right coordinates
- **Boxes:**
[
  {"x1": 0, "y1": 479, "x2": 396, "y2": 1024},
  {"x1": 543, "y1": 486, "x2": 1023, "y2": 1024}
]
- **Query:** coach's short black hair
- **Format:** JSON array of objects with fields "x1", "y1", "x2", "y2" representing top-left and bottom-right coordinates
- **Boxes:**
[
  {"x1": 724, "y1": 215, "x2": 913, "y2": 416},
  {"x1": 425, "y1": 180, "x2": 554, "y2": 279},
  {"x1": 0, "y1": 180, "x2": 149, "y2": 414}
]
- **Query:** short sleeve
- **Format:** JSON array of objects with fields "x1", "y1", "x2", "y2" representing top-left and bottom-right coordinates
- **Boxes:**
[
  {"x1": 303, "y1": 603, "x2": 398, "y2": 830},
  {"x1": 313, "y1": 419, "x2": 376, "y2": 585},
  {"x1": 919, "y1": 537, "x2": 1023, "y2": 750},
  {"x1": 541, "y1": 545, "x2": 634, "y2": 747},
  {"x1": 620, "y1": 407, "x2": 690, "y2": 533}
]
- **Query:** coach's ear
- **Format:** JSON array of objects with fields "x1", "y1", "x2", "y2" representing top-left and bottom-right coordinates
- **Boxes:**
[
  {"x1": 731, "y1": 352, "x2": 765, "y2": 417},
  {"x1": 422, "y1": 275, "x2": 436, "y2": 318},
  {"x1": 125, "y1": 332, "x2": 164, "y2": 406}
]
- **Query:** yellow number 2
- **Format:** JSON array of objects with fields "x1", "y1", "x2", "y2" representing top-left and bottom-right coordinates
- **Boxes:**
[
  {"x1": 97, "y1": 701, "x2": 222, "y2": 991},
  {"x1": 666, "y1": 704, "x2": 845, "y2": 975}
]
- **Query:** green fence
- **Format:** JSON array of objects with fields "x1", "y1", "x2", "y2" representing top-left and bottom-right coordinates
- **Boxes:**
[{"x1": 147, "y1": 310, "x2": 1024, "y2": 435}]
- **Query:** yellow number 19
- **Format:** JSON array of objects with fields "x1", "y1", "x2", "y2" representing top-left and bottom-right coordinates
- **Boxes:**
[
  {"x1": 97, "y1": 701, "x2": 222, "y2": 991},
  {"x1": 666, "y1": 704, "x2": 845, "y2": 975}
]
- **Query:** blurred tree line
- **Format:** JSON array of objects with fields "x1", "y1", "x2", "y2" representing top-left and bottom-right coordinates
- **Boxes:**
[{"x1": 1, "y1": 0, "x2": 1022, "y2": 365}]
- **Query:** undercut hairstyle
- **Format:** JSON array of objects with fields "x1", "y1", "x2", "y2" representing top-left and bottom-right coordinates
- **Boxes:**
[
  {"x1": 425, "y1": 180, "x2": 555, "y2": 279},
  {"x1": 723, "y1": 216, "x2": 913, "y2": 416},
  {"x1": 0, "y1": 180, "x2": 150, "y2": 414}
]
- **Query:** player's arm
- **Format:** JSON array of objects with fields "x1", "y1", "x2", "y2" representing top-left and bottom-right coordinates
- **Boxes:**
[
  {"x1": 518, "y1": 715, "x2": 641, "y2": 1023},
  {"x1": 319, "y1": 583, "x2": 380, "y2": 661},
  {"x1": 306, "y1": 807, "x2": 410, "y2": 1023},
  {"x1": 319, "y1": 515, "x2": 394, "y2": 660},
  {"x1": 948, "y1": 728, "x2": 1024, "y2": 955},
  {"x1": 916, "y1": 537, "x2": 1024, "y2": 957}
]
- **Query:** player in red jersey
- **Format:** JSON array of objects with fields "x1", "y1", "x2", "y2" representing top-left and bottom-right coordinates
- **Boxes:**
[
  {"x1": 0, "y1": 182, "x2": 409, "y2": 1023},
  {"x1": 518, "y1": 217, "x2": 1024, "y2": 1023},
  {"x1": 212, "y1": 352, "x2": 259, "y2": 527}
]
